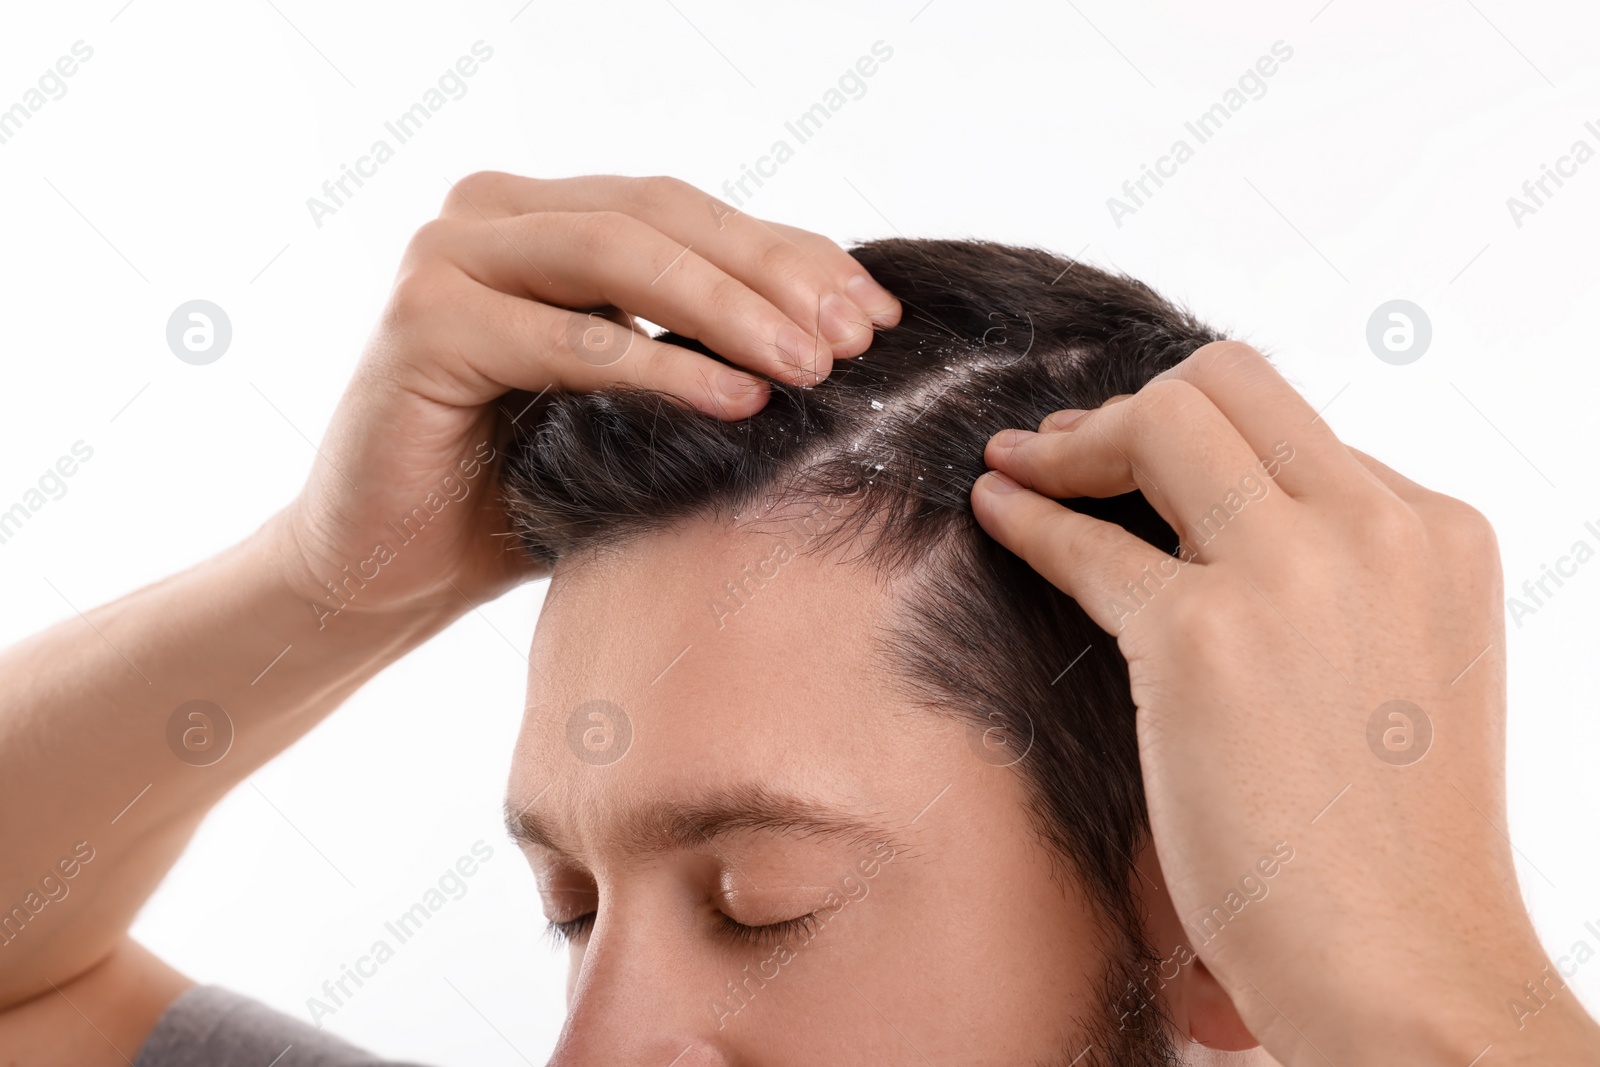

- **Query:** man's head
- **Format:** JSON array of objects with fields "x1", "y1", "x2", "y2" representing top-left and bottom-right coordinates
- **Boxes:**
[{"x1": 501, "y1": 239, "x2": 1264, "y2": 1064}]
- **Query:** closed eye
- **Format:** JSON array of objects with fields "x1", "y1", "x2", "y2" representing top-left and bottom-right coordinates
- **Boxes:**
[
  {"x1": 716, "y1": 911, "x2": 820, "y2": 949},
  {"x1": 546, "y1": 912, "x2": 596, "y2": 946},
  {"x1": 545, "y1": 910, "x2": 821, "y2": 950}
]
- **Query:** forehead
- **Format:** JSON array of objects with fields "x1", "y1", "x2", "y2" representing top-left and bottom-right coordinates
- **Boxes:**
[
  {"x1": 510, "y1": 515, "x2": 969, "y2": 836},
  {"x1": 534, "y1": 512, "x2": 880, "y2": 699}
]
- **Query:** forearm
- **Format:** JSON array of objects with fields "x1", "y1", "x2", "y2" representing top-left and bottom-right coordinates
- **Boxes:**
[{"x1": 0, "y1": 509, "x2": 460, "y2": 1004}]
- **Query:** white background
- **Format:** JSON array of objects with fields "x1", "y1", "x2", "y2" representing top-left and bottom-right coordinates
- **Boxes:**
[{"x1": 2, "y1": 1, "x2": 1598, "y2": 1061}]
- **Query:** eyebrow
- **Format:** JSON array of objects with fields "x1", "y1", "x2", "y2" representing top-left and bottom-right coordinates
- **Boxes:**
[{"x1": 504, "y1": 782, "x2": 905, "y2": 861}]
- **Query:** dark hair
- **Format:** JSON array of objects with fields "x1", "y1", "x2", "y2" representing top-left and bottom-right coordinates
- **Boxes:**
[{"x1": 503, "y1": 238, "x2": 1222, "y2": 1063}]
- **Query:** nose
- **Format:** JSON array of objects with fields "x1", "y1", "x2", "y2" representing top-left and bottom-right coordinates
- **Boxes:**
[
  {"x1": 543, "y1": 932, "x2": 736, "y2": 1067},
  {"x1": 547, "y1": 1030, "x2": 729, "y2": 1067}
]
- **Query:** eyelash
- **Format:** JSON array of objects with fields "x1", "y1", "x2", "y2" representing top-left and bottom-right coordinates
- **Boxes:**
[
  {"x1": 717, "y1": 911, "x2": 820, "y2": 950},
  {"x1": 544, "y1": 911, "x2": 820, "y2": 950},
  {"x1": 545, "y1": 913, "x2": 595, "y2": 946}
]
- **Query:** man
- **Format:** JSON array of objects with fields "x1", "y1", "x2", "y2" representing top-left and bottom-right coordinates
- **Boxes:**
[
  {"x1": 0, "y1": 174, "x2": 1595, "y2": 1065},
  {"x1": 498, "y1": 235, "x2": 1252, "y2": 1064}
]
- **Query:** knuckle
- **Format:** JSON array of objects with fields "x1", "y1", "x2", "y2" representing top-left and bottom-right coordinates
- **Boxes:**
[
  {"x1": 546, "y1": 307, "x2": 581, "y2": 354},
  {"x1": 1357, "y1": 499, "x2": 1428, "y2": 553},
  {"x1": 1130, "y1": 378, "x2": 1206, "y2": 427},
  {"x1": 569, "y1": 210, "x2": 635, "y2": 256},
  {"x1": 401, "y1": 218, "x2": 456, "y2": 266},
  {"x1": 755, "y1": 239, "x2": 816, "y2": 289},
  {"x1": 1188, "y1": 339, "x2": 1267, "y2": 378},
  {"x1": 1015, "y1": 431, "x2": 1067, "y2": 479},
  {"x1": 385, "y1": 268, "x2": 451, "y2": 334},
  {"x1": 627, "y1": 337, "x2": 679, "y2": 389},
  {"x1": 442, "y1": 170, "x2": 512, "y2": 214},
  {"x1": 629, "y1": 174, "x2": 695, "y2": 213},
  {"x1": 1430, "y1": 497, "x2": 1499, "y2": 557},
  {"x1": 790, "y1": 230, "x2": 858, "y2": 278},
  {"x1": 704, "y1": 274, "x2": 755, "y2": 325}
]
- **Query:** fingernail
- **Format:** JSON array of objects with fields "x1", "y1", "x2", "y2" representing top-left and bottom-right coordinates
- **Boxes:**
[
  {"x1": 718, "y1": 367, "x2": 763, "y2": 401},
  {"x1": 776, "y1": 323, "x2": 822, "y2": 383},
  {"x1": 981, "y1": 470, "x2": 1023, "y2": 494},
  {"x1": 991, "y1": 428, "x2": 1036, "y2": 451},
  {"x1": 846, "y1": 273, "x2": 899, "y2": 326},
  {"x1": 818, "y1": 292, "x2": 867, "y2": 347},
  {"x1": 1044, "y1": 409, "x2": 1088, "y2": 432}
]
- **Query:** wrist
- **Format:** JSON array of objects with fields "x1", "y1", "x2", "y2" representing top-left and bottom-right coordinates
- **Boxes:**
[
  {"x1": 259, "y1": 502, "x2": 478, "y2": 637},
  {"x1": 1300, "y1": 935, "x2": 1600, "y2": 1066}
]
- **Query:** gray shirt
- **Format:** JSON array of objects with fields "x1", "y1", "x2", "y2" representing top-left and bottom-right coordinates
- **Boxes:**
[{"x1": 135, "y1": 985, "x2": 432, "y2": 1067}]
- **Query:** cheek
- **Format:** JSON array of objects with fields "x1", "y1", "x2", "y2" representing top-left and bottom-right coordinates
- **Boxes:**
[{"x1": 902, "y1": 825, "x2": 1106, "y2": 1044}]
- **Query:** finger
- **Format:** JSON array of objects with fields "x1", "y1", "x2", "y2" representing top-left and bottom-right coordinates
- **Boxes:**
[
  {"x1": 427, "y1": 212, "x2": 832, "y2": 387},
  {"x1": 439, "y1": 171, "x2": 533, "y2": 220},
  {"x1": 758, "y1": 217, "x2": 906, "y2": 327},
  {"x1": 384, "y1": 270, "x2": 770, "y2": 419},
  {"x1": 1146, "y1": 341, "x2": 1365, "y2": 499},
  {"x1": 1347, "y1": 446, "x2": 1430, "y2": 504},
  {"x1": 987, "y1": 380, "x2": 1293, "y2": 556},
  {"x1": 440, "y1": 173, "x2": 902, "y2": 357},
  {"x1": 970, "y1": 471, "x2": 1178, "y2": 635},
  {"x1": 702, "y1": 211, "x2": 903, "y2": 357},
  {"x1": 1037, "y1": 394, "x2": 1130, "y2": 433}
]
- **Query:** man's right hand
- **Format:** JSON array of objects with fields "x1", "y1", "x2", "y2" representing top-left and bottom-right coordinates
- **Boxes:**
[
  {"x1": 0, "y1": 175, "x2": 900, "y2": 1056},
  {"x1": 277, "y1": 173, "x2": 902, "y2": 623}
]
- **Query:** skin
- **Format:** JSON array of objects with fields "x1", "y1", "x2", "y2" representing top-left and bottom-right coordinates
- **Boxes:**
[
  {"x1": 0, "y1": 172, "x2": 1594, "y2": 1065},
  {"x1": 0, "y1": 174, "x2": 899, "y2": 1063},
  {"x1": 973, "y1": 349, "x2": 1600, "y2": 1064},
  {"x1": 509, "y1": 517, "x2": 1260, "y2": 1063}
]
